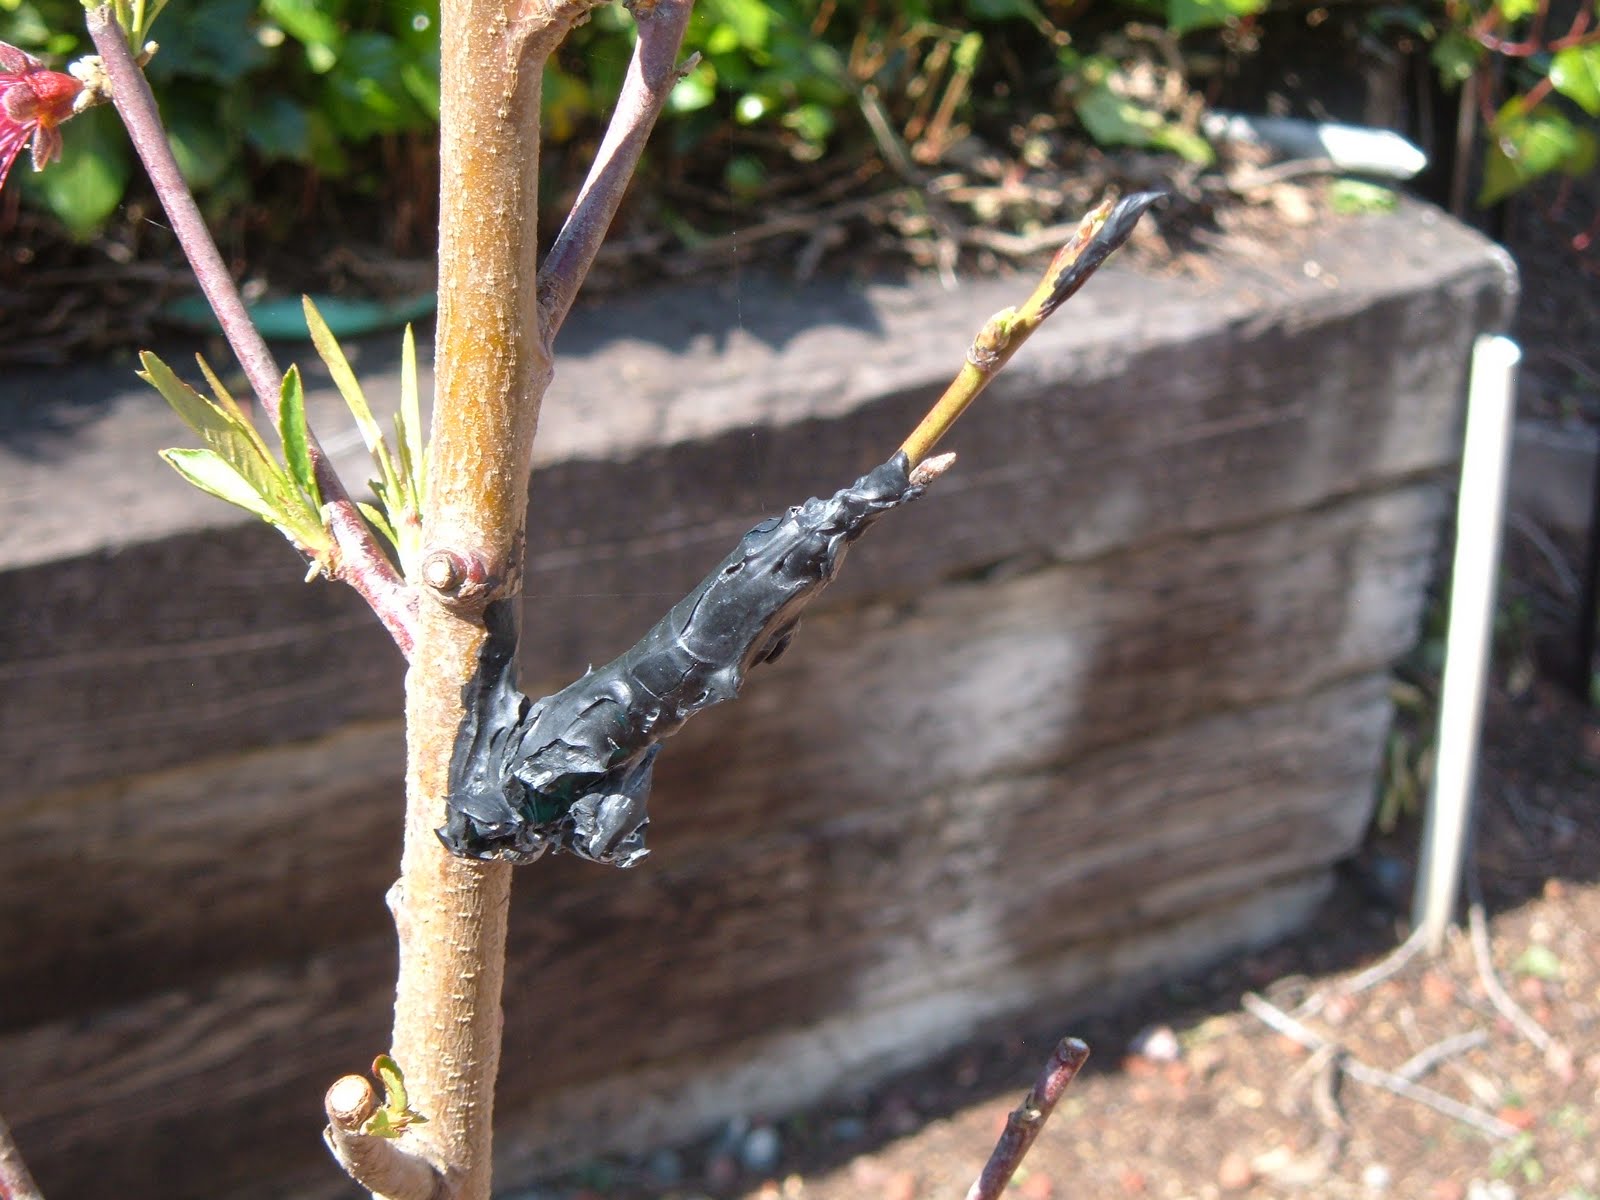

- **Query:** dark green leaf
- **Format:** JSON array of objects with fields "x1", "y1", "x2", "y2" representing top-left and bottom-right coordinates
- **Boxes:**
[
  {"x1": 165, "y1": 94, "x2": 237, "y2": 191},
  {"x1": 324, "y1": 31, "x2": 423, "y2": 139},
  {"x1": 1431, "y1": 30, "x2": 1484, "y2": 87},
  {"x1": 143, "y1": 0, "x2": 269, "y2": 85},
  {"x1": 245, "y1": 95, "x2": 314, "y2": 163}
]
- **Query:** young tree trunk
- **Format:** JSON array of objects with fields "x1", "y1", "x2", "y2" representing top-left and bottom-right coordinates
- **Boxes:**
[{"x1": 387, "y1": 1, "x2": 581, "y2": 1193}]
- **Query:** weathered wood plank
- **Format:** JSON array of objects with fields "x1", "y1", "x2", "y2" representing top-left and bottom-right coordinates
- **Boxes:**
[
  {"x1": 1, "y1": 675, "x2": 1386, "y2": 1200},
  {"x1": 0, "y1": 486, "x2": 1433, "y2": 1027},
  {"x1": 0, "y1": 202, "x2": 1510, "y2": 795}
]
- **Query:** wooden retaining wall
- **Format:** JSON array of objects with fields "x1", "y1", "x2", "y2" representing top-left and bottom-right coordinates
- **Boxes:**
[{"x1": 0, "y1": 199, "x2": 1515, "y2": 1199}]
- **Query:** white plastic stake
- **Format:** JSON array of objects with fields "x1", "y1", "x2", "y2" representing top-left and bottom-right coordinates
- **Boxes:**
[{"x1": 1413, "y1": 334, "x2": 1521, "y2": 953}]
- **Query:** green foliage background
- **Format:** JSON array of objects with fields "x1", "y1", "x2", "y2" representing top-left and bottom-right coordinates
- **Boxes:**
[
  {"x1": 1, "y1": 0, "x2": 1270, "y2": 236},
  {"x1": 3, "y1": 0, "x2": 1595, "y2": 236}
]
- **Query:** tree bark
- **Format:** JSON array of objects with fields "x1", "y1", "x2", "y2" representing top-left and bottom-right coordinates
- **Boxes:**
[{"x1": 386, "y1": 1, "x2": 591, "y2": 1195}]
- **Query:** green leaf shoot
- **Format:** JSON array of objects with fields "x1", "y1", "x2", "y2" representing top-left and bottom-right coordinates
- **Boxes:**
[
  {"x1": 277, "y1": 365, "x2": 321, "y2": 508},
  {"x1": 360, "y1": 1054, "x2": 427, "y2": 1138},
  {"x1": 159, "y1": 448, "x2": 282, "y2": 522},
  {"x1": 303, "y1": 295, "x2": 404, "y2": 505}
]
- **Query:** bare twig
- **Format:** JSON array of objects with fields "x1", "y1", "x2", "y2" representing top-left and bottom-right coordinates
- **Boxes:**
[
  {"x1": 1302, "y1": 927, "x2": 1426, "y2": 1014},
  {"x1": 0, "y1": 1113, "x2": 45, "y2": 1200},
  {"x1": 1241, "y1": 992, "x2": 1518, "y2": 1140},
  {"x1": 964, "y1": 1038, "x2": 1091, "y2": 1200},
  {"x1": 322, "y1": 1077, "x2": 444, "y2": 1200},
  {"x1": 1466, "y1": 886, "x2": 1559, "y2": 1056},
  {"x1": 85, "y1": 5, "x2": 418, "y2": 656},
  {"x1": 1394, "y1": 1030, "x2": 1489, "y2": 1083},
  {"x1": 537, "y1": 0, "x2": 696, "y2": 340}
]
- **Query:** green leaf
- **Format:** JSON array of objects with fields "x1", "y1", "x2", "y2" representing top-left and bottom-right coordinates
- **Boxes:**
[
  {"x1": 1550, "y1": 45, "x2": 1600, "y2": 116},
  {"x1": 165, "y1": 93, "x2": 237, "y2": 191},
  {"x1": 542, "y1": 65, "x2": 592, "y2": 143},
  {"x1": 1512, "y1": 943, "x2": 1563, "y2": 981},
  {"x1": 1430, "y1": 30, "x2": 1484, "y2": 88},
  {"x1": 1495, "y1": 0, "x2": 1539, "y2": 20},
  {"x1": 1167, "y1": 0, "x2": 1266, "y2": 35},
  {"x1": 1151, "y1": 123, "x2": 1215, "y2": 165},
  {"x1": 141, "y1": 352, "x2": 320, "y2": 543},
  {"x1": 142, "y1": 0, "x2": 267, "y2": 85},
  {"x1": 1480, "y1": 100, "x2": 1590, "y2": 203},
  {"x1": 140, "y1": 351, "x2": 240, "y2": 441},
  {"x1": 1328, "y1": 178, "x2": 1400, "y2": 214},
  {"x1": 361, "y1": 1054, "x2": 427, "y2": 1138},
  {"x1": 323, "y1": 32, "x2": 423, "y2": 139},
  {"x1": 277, "y1": 366, "x2": 319, "y2": 507},
  {"x1": 261, "y1": 0, "x2": 343, "y2": 72},
  {"x1": 160, "y1": 448, "x2": 281, "y2": 522},
  {"x1": 244, "y1": 95, "x2": 314, "y2": 163},
  {"x1": 668, "y1": 62, "x2": 717, "y2": 113},
  {"x1": 358, "y1": 501, "x2": 398, "y2": 549},
  {"x1": 303, "y1": 296, "x2": 403, "y2": 505},
  {"x1": 396, "y1": 322, "x2": 424, "y2": 507},
  {"x1": 1075, "y1": 77, "x2": 1211, "y2": 162}
]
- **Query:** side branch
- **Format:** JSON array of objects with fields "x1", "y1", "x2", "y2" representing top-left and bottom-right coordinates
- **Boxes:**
[
  {"x1": 965, "y1": 1038, "x2": 1091, "y2": 1200},
  {"x1": 87, "y1": 6, "x2": 417, "y2": 654},
  {"x1": 323, "y1": 1077, "x2": 444, "y2": 1200},
  {"x1": 85, "y1": 6, "x2": 281, "y2": 411},
  {"x1": 536, "y1": 0, "x2": 696, "y2": 340}
]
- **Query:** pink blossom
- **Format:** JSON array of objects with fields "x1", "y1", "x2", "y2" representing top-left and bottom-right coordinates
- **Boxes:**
[{"x1": 1, "y1": 41, "x2": 83, "y2": 192}]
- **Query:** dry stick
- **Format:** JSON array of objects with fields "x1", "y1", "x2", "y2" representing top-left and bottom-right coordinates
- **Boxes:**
[
  {"x1": 537, "y1": 0, "x2": 696, "y2": 341},
  {"x1": 322, "y1": 1077, "x2": 442, "y2": 1200},
  {"x1": 84, "y1": 6, "x2": 418, "y2": 657},
  {"x1": 1240, "y1": 992, "x2": 1518, "y2": 1141},
  {"x1": 1394, "y1": 1029, "x2": 1489, "y2": 1084},
  {"x1": 1299, "y1": 928, "x2": 1427, "y2": 1017},
  {"x1": 964, "y1": 1038, "x2": 1091, "y2": 1200},
  {"x1": 1465, "y1": 871, "x2": 1560, "y2": 1057},
  {"x1": 856, "y1": 83, "x2": 960, "y2": 287},
  {"x1": 0, "y1": 1114, "x2": 45, "y2": 1200},
  {"x1": 900, "y1": 191, "x2": 1163, "y2": 468}
]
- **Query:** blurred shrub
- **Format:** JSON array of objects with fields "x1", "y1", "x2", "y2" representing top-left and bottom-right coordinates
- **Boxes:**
[{"x1": 0, "y1": 0, "x2": 1274, "y2": 238}]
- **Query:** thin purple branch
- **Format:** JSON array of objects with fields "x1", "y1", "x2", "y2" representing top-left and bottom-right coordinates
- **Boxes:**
[
  {"x1": 86, "y1": 5, "x2": 418, "y2": 656},
  {"x1": 536, "y1": 0, "x2": 695, "y2": 341},
  {"x1": 85, "y1": 5, "x2": 282, "y2": 415},
  {"x1": 964, "y1": 1038, "x2": 1091, "y2": 1200}
]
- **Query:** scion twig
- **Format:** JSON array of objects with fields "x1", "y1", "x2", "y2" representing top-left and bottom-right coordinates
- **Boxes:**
[
  {"x1": 964, "y1": 1038, "x2": 1091, "y2": 1200},
  {"x1": 900, "y1": 191, "x2": 1163, "y2": 466}
]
